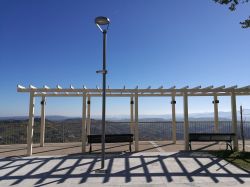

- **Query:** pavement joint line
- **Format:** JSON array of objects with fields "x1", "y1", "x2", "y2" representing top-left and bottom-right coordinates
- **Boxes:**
[{"x1": 149, "y1": 141, "x2": 164, "y2": 152}]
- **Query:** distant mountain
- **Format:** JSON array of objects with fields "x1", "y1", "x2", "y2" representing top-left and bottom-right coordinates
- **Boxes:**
[
  {"x1": 0, "y1": 116, "x2": 28, "y2": 120},
  {"x1": 1, "y1": 109, "x2": 250, "y2": 121},
  {"x1": 45, "y1": 115, "x2": 72, "y2": 121},
  {"x1": 0, "y1": 115, "x2": 70, "y2": 121}
]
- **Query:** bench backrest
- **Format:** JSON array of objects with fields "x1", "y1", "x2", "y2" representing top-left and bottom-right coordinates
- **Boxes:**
[
  {"x1": 189, "y1": 133, "x2": 235, "y2": 141},
  {"x1": 88, "y1": 134, "x2": 134, "y2": 143}
]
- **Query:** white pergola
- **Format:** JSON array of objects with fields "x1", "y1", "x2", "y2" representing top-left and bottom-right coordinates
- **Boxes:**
[{"x1": 18, "y1": 84, "x2": 250, "y2": 156}]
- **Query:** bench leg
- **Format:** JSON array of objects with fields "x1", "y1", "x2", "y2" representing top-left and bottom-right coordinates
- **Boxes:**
[
  {"x1": 189, "y1": 142, "x2": 192, "y2": 150},
  {"x1": 129, "y1": 142, "x2": 132, "y2": 152}
]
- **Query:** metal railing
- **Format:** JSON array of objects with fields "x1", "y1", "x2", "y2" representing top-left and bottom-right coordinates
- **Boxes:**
[{"x1": 0, "y1": 120, "x2": 250, "y2": 144}]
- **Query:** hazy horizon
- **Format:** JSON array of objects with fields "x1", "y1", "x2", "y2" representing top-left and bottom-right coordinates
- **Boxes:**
[{"x1": 1, "y1": 109, "x2": 250, "y2": 120}]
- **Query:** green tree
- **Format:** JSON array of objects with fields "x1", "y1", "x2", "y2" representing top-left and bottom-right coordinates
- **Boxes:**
[{"x1": 214, "y1": 0, "x2": 250, "y2": 28}]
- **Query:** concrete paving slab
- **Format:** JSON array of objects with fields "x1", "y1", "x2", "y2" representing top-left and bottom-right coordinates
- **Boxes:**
[{"x1": 0, "y1": 152, "x2": 249, "y2": 186}]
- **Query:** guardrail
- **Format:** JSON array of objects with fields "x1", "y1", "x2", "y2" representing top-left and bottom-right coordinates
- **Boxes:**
[{"x1": 0, "y1": 120, "x2": 249, "y2": 144}]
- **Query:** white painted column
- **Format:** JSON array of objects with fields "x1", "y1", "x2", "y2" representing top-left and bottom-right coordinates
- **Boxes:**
[
  {"x1": 171, "y1": 95, "x2": 177, "y2": 144},
  {"x1": 231, "y1": 91, "x2": 238, "y2": 151},
  {"x1": 40, "y1": 96, "x2": 46, "y2": 147},
  {"x1": 87, "y1": 96, "x2": 91, "y2": 136},
  {"x1": 213, "y1": 95, "x2": 219, "y2": 133},
  {"x1": 27, "y1": 92, "x2": 35, "y2": 156},
  {"x1": 134, "y1": 93, "x2": 139, "y2": 151},
  {"x1": 82, "y1": 93, "x2": 87, "y2": 153},
  {"x1": 183, "y1": 93, "x2": 189, "y2": 151},
  {"x1": 130, "y1": 96, "x2": 134, "y2": 134}
]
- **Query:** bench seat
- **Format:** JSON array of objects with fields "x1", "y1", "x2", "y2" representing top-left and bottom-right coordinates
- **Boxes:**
[
  {"x1": 189, "y1": 133, "x2": 235, "y2": 151},
  {"x1": 87, "y1": 134, "x2": 134, "y2": 153}
]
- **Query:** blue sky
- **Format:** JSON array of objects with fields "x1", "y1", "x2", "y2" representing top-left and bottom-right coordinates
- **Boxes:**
[{"x1": 0, "y1": 0, "x2": 250, "y2": 117}]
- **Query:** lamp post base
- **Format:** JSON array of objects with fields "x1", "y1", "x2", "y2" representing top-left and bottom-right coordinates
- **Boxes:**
[{"x1": 95, "y1": 169, "x2": 107, "y2": 174}]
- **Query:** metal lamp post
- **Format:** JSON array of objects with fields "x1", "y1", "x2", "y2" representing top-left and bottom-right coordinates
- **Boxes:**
[{"x1": 95, "y1": 16, "x2": 110, "y2": 169}]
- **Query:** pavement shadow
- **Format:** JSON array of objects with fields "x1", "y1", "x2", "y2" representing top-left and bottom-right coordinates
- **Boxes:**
[{"x1": 0, "y1": 151, "x2": 249, "y2": 186}]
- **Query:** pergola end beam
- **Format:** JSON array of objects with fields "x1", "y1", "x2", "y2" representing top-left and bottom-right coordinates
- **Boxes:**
[
  {"x1": 192, "y1": 86, "x2": 201, "y2": 89},
  {"x1": 204, "y1": 85, "x2": 213, "y2": 89},
  {"x1": 57, "y1": 85, "x2": 62, "y2": 89},
  {"x1": 29, "y1": 85, "x2": 37, "y2": 89},
  {"x1": 215, "y1": 85, "x2": 225, "y2": 89},
  {"x1": 227, "y1": 85, "x2": 238, "y2": 89}
]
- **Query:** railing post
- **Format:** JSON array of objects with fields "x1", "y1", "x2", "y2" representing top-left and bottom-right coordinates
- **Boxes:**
[
  {"x1": 171, "y1": 95, "x2": 177, "y2": 143},
  {"x1": 40, "y1": 96, "x2": 46, "y2": 147},
  {"x1": 183, "y1": 92, "x2": 189, "y2": 151},
  {"x1": 134, "y1": 93, "x2": 139, "y2": 151},
  {"x1": 82, "y1": 93, "x2": 87, "y2": 153},
  {"x1": 213, "y1": 95, "x2": 219, "y2": 133},
  {"x1": 27, "y1": 92, "x2": 35, "y2": 156},
  {"x1": 231, "y1": 91, "x2": 238, "y2": 151}
]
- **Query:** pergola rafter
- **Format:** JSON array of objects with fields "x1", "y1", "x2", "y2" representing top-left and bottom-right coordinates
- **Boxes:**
[
  {"x1": 17, "y1": 84, "x2": 248, "y2": 156},
  {"x1": 18, "y1": 84, "x2": 250, "y2": 97}
]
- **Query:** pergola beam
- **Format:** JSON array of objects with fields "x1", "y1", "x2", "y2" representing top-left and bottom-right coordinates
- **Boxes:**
[
  {"x1": 191, "y1": 86, "x2": 201, "y2": 89},
  {"x1": 226, "y1": 85, "x2": 237, "y2": 89},
  {"x1": 30, "y1": 85, "x2": 37, "y2": 89},
  {"x1": 57, "y1": 85, "x2": 62, "y2": 89},
  {"x1": 169, "y1": 86, "x2": 176, "y2": 89},
  {"x1": 215, "y1": 85, "x2": 225, "y2": 89},
  {"x1": 239, "y1": 85, "x2": 250, "y2": 89},
  {"x1": 33, "y1": 92, "x2": 250, "y2": 97},
  {"x1": 44, "y1": 85, "x2": 50, "y2": 89},
  {"x1": 17, "y1": 86, "x2": 250, "y2": 94},
  {"x1": 203, "y1": 85, "x2": 213, "y2": 89}
]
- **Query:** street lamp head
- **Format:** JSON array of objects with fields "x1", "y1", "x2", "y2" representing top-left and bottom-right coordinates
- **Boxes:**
[
  {"x1": 95, "y1": 16, "x2": 110, "y2": 25},
  {"x1": 95, "y1": 16, "x2": 110, "y2": 32}
]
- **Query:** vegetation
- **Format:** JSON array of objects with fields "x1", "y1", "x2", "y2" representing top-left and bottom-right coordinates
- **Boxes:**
[
  {"x1": 1, "y1": 119, "x2": 250, "y2": 146},
  {"x1": 213, "y1": 0, "x2": 250, "y2": 28},
  {"x1": 210, "y1": 150, "x2": 250, "y2": 171}
]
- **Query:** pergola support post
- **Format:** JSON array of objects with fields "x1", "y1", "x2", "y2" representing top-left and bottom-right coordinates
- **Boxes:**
[
  {"x1": 87, "y1": 96, "x2": 91, "y2": 137},
  {"x1": 231, "y1": 91, "x2": 238, "y2": 151},
  {"x1": 40, "y1": 96, "x2": 46, "y2": 147},
  {"x1": 183, "y1": 93, "x2": 189, "y2": 151},
  {"x1": 213, "y1": 95, "x2": 219, "y2": 133},
  {"x1": 82, "y1": 93, "x2": 87, "y2": 153},
  {"x1": 27, "y1": 92, "x2": 35, "y2": 156},
  {"x1": 171, "y1": 95, "x2": 177, "y2": 143},
  {"x1": 130, "y1": 96, "x2": 134, "y2": 135},
  {"x1": 134, "y1": 93, "x2": 139, "y2": 152}
]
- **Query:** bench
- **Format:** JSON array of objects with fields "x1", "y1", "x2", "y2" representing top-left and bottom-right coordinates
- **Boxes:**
[
  {"x1": 87, "y1": 134, "x2": 134, "y2": 153},
  {"x1": 189, "y1": 133, "x2": 235, "y2": 151}
]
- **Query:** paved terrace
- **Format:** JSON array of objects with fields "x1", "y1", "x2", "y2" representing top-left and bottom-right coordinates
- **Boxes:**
[
  {"x1": 0, "y1": 141, "x2": 250, "y2": 187},
  {"x1": 0, "y1": 141, "x2": 250, "y2": 157}
]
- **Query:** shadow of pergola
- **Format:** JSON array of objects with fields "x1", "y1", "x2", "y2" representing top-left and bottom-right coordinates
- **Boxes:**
[{"x1": 0, "y1": 151, "x2": 249, "y2": 186}]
